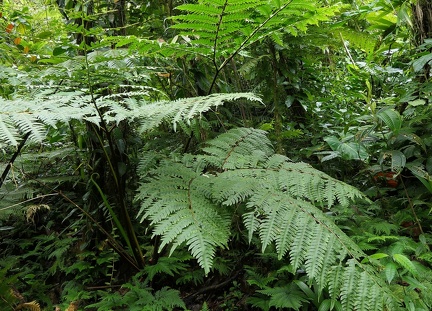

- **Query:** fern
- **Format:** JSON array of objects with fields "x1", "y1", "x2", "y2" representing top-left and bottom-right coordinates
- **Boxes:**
[
  {"x1": 86, "y1": 280, "x2": 186, "y2": 311},
  {"x1": 124, "y1": 0, "x2": 342, "y2": 96},
  {"x1": 136, "y1": 161, "x2": 231, "y2": 274},
  {"x1": 170, "y1": 0, "x2": 341, "y2": 66},
  {"x1": 143, "y1": 256, "x2": 188, "y2": 281},
  {"x1": 131, "y1": 93, "x2": 262, "y2": 132},
  {"x1": 136, "y1": 127, "x2": 403, "y2": 310},
  {"x1": 257, "y1": 284, "x2": 309, "y2": 310},
  {"x1": 0, "y1": 92, "x2": 260, "y2": 147}
]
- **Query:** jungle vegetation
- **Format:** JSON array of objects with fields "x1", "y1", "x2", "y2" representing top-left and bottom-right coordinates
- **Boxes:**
[{"x1": 1, "y1": 0, "x2": 432, "y2": 310}]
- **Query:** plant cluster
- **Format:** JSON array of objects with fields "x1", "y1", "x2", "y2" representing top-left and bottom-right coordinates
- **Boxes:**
[{"x1": 1, "y1": 0, "x2": 432, "y2": 311}]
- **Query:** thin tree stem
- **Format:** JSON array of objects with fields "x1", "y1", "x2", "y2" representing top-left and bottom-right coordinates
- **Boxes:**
[{"x1": 0, "y1": 132, "x2": 30, "y2": 189}]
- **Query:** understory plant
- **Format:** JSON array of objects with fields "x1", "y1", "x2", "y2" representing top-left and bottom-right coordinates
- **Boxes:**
[{"x1": 1, "y1": 0, "x2": 432, "y2": 310}]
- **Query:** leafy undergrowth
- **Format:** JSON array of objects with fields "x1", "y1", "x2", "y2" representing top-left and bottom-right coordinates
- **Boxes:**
[{"x1": 2, "y1": 183, "x2": 432, "y2": 311}]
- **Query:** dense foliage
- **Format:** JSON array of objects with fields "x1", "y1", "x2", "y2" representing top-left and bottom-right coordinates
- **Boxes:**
[{"x1": 1, "y1": 0, "x2": 432, "y2": 310}]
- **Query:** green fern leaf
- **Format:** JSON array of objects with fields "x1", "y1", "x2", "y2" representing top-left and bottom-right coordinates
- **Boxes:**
[
  {"x1": 258, "y1": 285, "x2": 308, "y2": 310},
  {"x1": 134, "y1": 93, "x2": 262, "y2": 133},
  {"x1": 327, "y1": 264, "x2": 344, "y2": 300},
  {"x1": 341, "y1": 260, "x2": 358, "y2": 310},
  {"x1": 202, "y1": 127, "x2": 272, "y2": 169},
  {"x1": 144, "y1": 257, "x2": 188, "y2": 281},
  {"x1": 136, "y1": 128, "x2": 404, "y2": 310},
  {"x1": 0, "y1": 115, "x2": 19, "y2": 146},
  {"x1": 242, "y1": 210, "x2": 261, "y2": 243},
  {"x1": 354, "y1": 271, "x2": 373, "y2": 311},
  {"x1": 137, "y1": 161, "x2": 230, "y2": 274},
  {"x1": 168, "y1": 0, "x2": 341, "y2": 73},
  {"x1": 304, "y1": 225, "x2": 331, "y2": 281},
  {"x1": 274, "y1": 206, "x2": 298, "y2": 259}
]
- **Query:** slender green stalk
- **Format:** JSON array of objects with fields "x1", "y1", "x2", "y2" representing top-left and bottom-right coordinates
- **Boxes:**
[{"x1": 90, "y1": 174, "x2": 133, "y2": 252}]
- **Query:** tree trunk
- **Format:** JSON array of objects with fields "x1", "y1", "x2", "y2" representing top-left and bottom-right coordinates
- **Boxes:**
[
  {"x1": 412, "y1": 0, "x2": 432, "y2": 46},
  {"x1": 111, "y1": 0, "x2": 126, "y2": 35}
]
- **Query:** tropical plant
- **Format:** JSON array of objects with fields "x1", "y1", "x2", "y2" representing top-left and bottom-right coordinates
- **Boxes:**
[
  {"x1": 136, "y1": 127, "x2": 405, "y2": 310},
  {"x1": 2, "y1": 0, "x2": 432, "y2": 310}
]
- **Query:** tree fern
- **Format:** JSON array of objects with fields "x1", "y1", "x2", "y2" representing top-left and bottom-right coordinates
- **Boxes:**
[
  {"x1": 0, "y1": 92, "x2": 260, "y2": 147},
  {"x1": 136, "y1": 127, "x2": 403, "y2": 310},
  {"x1": 170, "y1": 0, "x2": 341, "y2": 65},
  {"x1": 125, "y1": 0, "x2": 342, "y2": 94}
]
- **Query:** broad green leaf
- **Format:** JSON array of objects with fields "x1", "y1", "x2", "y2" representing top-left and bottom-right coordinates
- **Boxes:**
[
  {"x1": 380, "y1": 150, "x2": 406, "y2": 173},
  {"x1": 412, "y1": 53, "x2": 432, "y2": 72},
  {"x1": 337, "y1": 142, "x2": 368, "y2": 161},
  {"x1": 318, "y1": 299, "x2": 331, "y2": 311},
  {"x1": 377, "y1": 108, "x2": 402, "y2": 134},
  {"x1": 384, "y1": 262, "x2": 397, "y2": 283},
  {"x1": 393, "y1": 253, "x2": 417, "y2": 276},
  {"x1": 408, "y1": 99, "x2": 426, "y2": 106},
  {"x1": 402, "y1": 276, "x2": 428, "y2": 291},
  {"x1": 324, "y1": 136, "x2": 341, "y2": 151},
  {"x1": 397, "y1": 132, "x2": 426, "y2": 151},
  {"x1": 294, "y1": 280, "x2": 317, "y2": 302},
  {"x1": 406, "y1": 163, "x2": 432, "y2": 194},
  {"x1": 320, "y1": 151, "x2": 341, "y2": 162},
  {"x1": 369, "y1": 253, "x2": 389, "y2": 260}
]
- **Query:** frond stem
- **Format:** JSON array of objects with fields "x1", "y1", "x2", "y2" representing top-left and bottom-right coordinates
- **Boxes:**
[
  {"x1": 212, "y1": 0, "x2": 229, "y2": 69},
  {"x1": 208, "y1": 0, "x2": 294, "y2": 94},
  {"x1": 0, "y1": 131, "x2": 30, "y2": 189},
  {"x1": 58, "y1": 190, "x2": 140, "y2": 271},
  {"x1": 81, "y1": 11, "x2": 145, "y2": 268}
]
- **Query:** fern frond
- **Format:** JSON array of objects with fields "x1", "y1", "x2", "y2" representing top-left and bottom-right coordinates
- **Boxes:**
[
  {"x1": 153, "y1": 287, "x2": 187, "y2": 310},
  {"x1": 242, "y1": 210, "x2": 261, "y2": 243},
  {"x1": 0, "y1": 114, "x2": 19, "y2": 146},
  {"x1": 0, "y1": 92, "x2": 259, "y2": 146},
  {"x1": 341, "y1": 260, "x2": 359, "y2": 311},
  {"x1": 257, "y1": 284, "x2": 309, "y2": 309},
  {"x1": 133, "y1": 93, "x2": 262, "y2": 133},
  {"x1": 277, "y1": 161, "x2": 366, "y2": 207},
  {"x1": 144, "y1": 256, "x2": 187, "y2": 281},
  {"x1": 14, "y1": 301, "x2": 41, "y2": 311},
  {"x1": 26, "y1": 204, "x2": 50, "y2": 224},
  {"x1": 304, "y1": 224, "x2": 331, "y2": 281},
  {"x1": 136, "y1": 161, "x2": 230, "y2": 274},
  {"x1": 137, "y1": 128, "x2": 404, "y2": 309},
  {"x1": 170, "y1": 0, "x2": 341, "y2": 69},
  {"x1": 202, "y1": 127, "x2": 272, "y2": 169}
]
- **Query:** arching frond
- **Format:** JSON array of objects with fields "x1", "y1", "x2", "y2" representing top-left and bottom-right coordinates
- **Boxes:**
[
  {"x1": 0, "y1": 92, "x2": 260, "y2": 147},
  {"x1": 136, "y1": 161, "x2": 230, "y2": 274},
  {"x1": 136, "y1": 127, "x2": 403, "y2": 310},
  {"x1": 170, "y1": 0, "x2": 341, "y2": 64}
]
